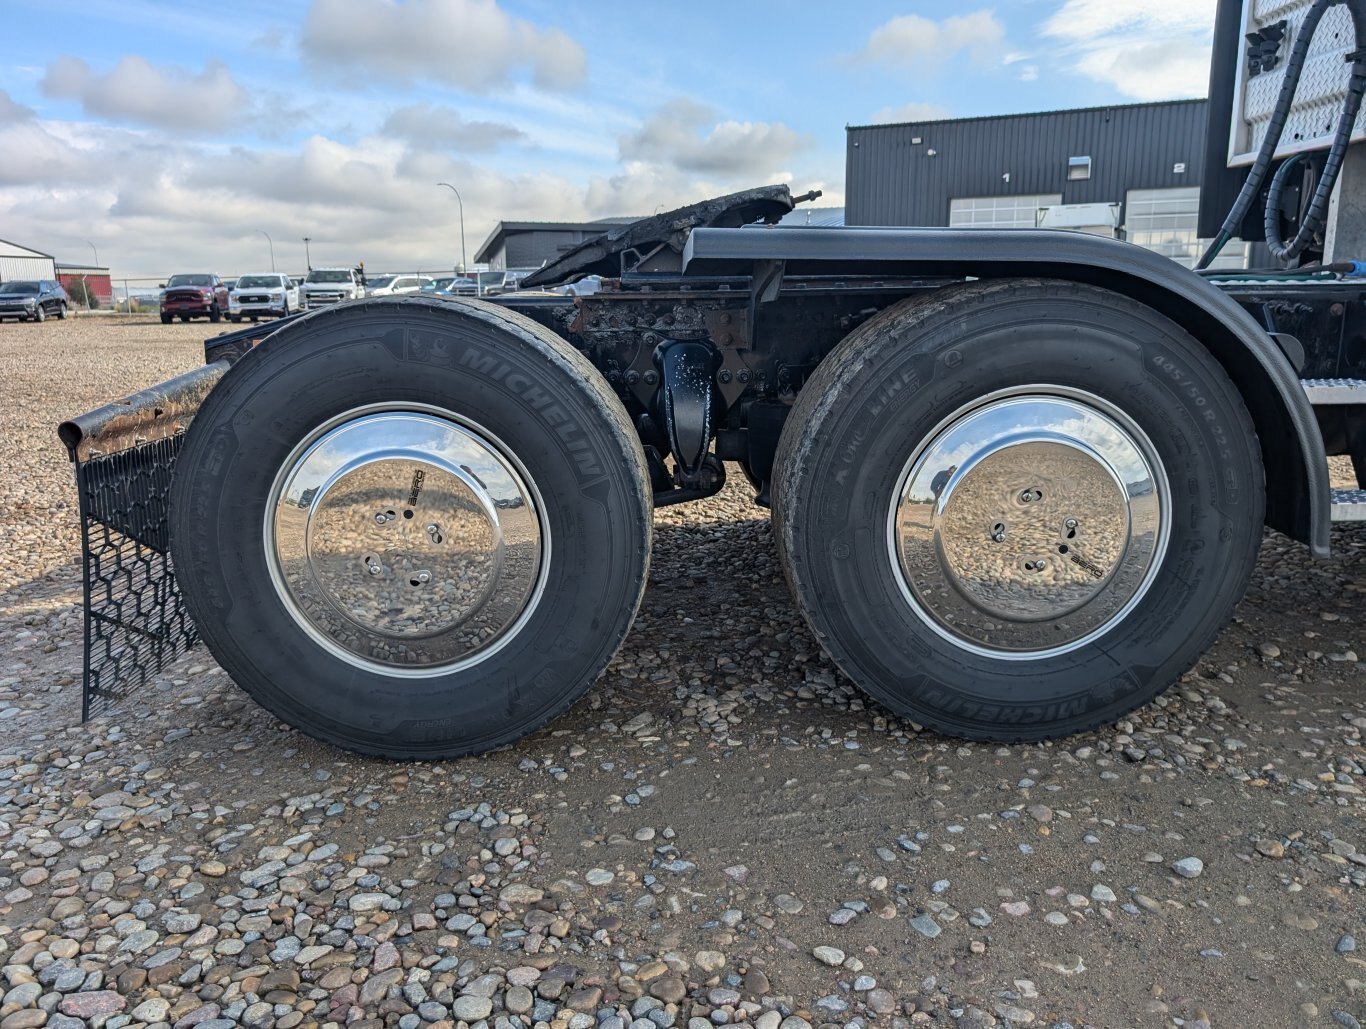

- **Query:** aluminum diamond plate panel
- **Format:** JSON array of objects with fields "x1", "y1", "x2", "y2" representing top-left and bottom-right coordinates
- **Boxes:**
[
  {"x1": 1302, "y1": 377, "x2": 1366, "y2": 403},
  {"x1": 1230, "y1": 0, "x2": 1365, "y2": 166},
  {"x1": 1331, "y1": 488, "x2": 1366, "y2": 520}
]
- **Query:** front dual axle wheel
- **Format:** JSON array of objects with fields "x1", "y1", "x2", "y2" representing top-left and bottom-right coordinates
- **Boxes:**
[{"x1": 171, "y1": 297, "x2": 651, "y2": 758}]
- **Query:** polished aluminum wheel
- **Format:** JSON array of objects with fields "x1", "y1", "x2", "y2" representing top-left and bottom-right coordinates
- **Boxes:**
[
  {"x1": 888, "y1": 387, "x2": 1169, "y2": 657},
  {"x1": 266, "y1": 405, "x2": 547, "y2": 675}
]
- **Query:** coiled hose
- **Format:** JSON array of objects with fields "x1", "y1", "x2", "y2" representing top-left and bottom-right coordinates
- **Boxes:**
[{"x1": 1197, "y1": 0, "x2": 1366, "y2": 269}]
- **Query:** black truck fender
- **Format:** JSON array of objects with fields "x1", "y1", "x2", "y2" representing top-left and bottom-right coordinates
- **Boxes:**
[{"x1": 683, "y1": 226, "x2": 1330, "y2": 557}]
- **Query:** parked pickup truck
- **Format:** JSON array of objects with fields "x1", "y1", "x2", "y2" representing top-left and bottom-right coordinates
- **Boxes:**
[
  {"x1": 160, "y1": 274, "x2": 229, "y2": 323},
  {"x1": 229, "y1": 273, "x2": 300, "y2": 322},
  {"x1": 301, "y1": 267, "x2": 365, "y2": 308}
]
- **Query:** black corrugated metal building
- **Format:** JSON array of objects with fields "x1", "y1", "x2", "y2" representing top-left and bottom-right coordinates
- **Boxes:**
[
  {"x1": 845, "y1": 99, "x2": 1242, "y2": 267},
  {"x1": 475, "y1": 218, "x2": 641, "y2": 271}
]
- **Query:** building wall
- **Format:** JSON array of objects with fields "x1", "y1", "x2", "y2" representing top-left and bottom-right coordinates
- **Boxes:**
[
  {"x1": 498, "y1": 228, "x2": 605, "y2": 270},
  {"x1": 0, "y1": 255, "x2": 57, "y2": 281},
  {"x1": 58, "y1": 272, "x2": 113, "y2": 304},
  {"x1": 845, "y1": 100, "x2": 1210, "y2": 228}
]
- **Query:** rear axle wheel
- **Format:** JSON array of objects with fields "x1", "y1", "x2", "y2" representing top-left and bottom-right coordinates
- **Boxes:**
[{"x1": 773, "y1": 279, "x2": 1264, "y2": 741}]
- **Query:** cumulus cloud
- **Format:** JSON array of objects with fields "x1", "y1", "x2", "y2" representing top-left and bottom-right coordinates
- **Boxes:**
[
  {"x1": 852, "y1": 11, "x2": 1006, "y2": 71},
  {"x1": 869, "y1": 102, "x2": 951, "y2": 124},
  {"x1": 300, "y1": 0, "x2": 586, "y2": 92},
  {"x1": 1041, "y1": 0, "x2": 1215, "y2": 99},
  {"x1": 39, "y1": 55, "x2": 250, "y2": 132},
  {"x1": 619, "y1": 98, "x2": 811, "y2": 177},
  {"x1": 0, "y1": 89, "x2": 34, "y2": 124},
  {"x1": 380, "y1": 103, "x2": 525, "y2": 152},
  {"x1": 0, "y1": 122, "x2": 103, "y2": 186}
]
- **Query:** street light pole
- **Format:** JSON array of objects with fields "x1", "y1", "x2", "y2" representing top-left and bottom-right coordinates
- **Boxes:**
[
  {"x1": 302, "y1": 237, "x2": 312, "y2": 270},
  {"x1": 257, "y1": 230, "x2": 276, "y2": 272},
  {"x1": 436, "y1": 183, "x2": 467, "y2": 274},
  {"x1": 82, "y1": 240, "x2": 99, "y2": 313}
]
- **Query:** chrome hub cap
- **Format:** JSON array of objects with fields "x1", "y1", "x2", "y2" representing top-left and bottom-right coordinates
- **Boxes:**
[
  {"x1": 889, "y1": 388, "x2": 1169, "y2": 657},
  {"x1": 267, "y1": 407, "x2": 546, "y2": 674}
]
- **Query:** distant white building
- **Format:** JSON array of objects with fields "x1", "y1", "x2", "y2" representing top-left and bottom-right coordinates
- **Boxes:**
[{"x1": 0, "y1": 239, "x2": 57, "y2": 282}]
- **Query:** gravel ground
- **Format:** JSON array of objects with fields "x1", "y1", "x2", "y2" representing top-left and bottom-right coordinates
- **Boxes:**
[{"x1": 1, "y1": 317, "x2": 1365, "y2": 1029}]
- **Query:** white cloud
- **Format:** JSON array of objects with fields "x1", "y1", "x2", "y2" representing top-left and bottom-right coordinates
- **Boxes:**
[
  {"x1": 1019, "y1": 65, "x2": 1039, "y2": 82},
  {"x1": 852, "y1": 11, "x2": 1007, "y2": 71},
  {"x1": 39, "y1": 55, "x2": 250, "y2": 132},
  {"x1": 0, "y1": 121, "x2": 103, "y2": 186},
  {"x1": 380, "y1": 103, "x2": 526, "y2": 152},
  {"x1": 300, "y1": 0, "x2": 587, "y2": 93},
  {"x1": 0, "y1": 89, "x2": 34, "y2": 124},
  {"x1": 619, "y1": 98, "x2": 812, "y2": 177},
  {"x1": 869, "y1": 102, "x2": 951, "y2": 124},
  {"x1": 1041, "y1": 0, "x2": 1216, "y2": 99}
]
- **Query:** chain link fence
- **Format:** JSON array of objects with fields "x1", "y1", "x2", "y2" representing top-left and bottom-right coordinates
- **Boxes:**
[{"x1": 75, "y1": 270, "x2": 482, "y2": 316}]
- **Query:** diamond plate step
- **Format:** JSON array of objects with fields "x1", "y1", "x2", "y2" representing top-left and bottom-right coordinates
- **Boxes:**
[
  {"x1": 1302, "y1": 378, "x2": 1366, "y2": 404},
  {"x1": 1331, "y1": 489, "x2": 1366, "y2": 521}
]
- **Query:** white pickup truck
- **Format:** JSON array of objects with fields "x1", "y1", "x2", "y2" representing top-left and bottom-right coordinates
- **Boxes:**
[
  {"x1": 228, "y1": 273, "x2": 300, "y2": 322},
  {"x1": 300, "y1": 267, "x2": 365, "y2": 308}
]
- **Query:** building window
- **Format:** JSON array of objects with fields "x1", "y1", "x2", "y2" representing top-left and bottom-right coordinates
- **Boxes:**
[
  {"x1": 1124, "y1": 186, "x2": 1249, "y2": 269},
  {"x1": 1067, "y1": 156, "x2": 1092, "y2": 180},
  {"x1": 948, "y1": 194, "x2": 1063, "y2": 229}
]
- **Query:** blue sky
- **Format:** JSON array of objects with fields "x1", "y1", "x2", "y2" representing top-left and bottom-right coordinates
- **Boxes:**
[{"x1": 0, "y1": 0, "x2": 1216, "y2": 276}]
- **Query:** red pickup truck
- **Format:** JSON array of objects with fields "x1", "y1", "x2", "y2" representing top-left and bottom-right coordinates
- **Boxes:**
[{"x1": 160, "y1": 274, "x2": 230, "y2": 323}]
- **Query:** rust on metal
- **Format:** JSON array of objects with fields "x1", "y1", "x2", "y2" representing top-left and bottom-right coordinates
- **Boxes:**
[{"x1": 58, "y1": 361, "x2": 230, "y2": 463}]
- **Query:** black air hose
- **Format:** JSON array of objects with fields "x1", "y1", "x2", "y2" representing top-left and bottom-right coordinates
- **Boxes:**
[{"x1": 1196, "y1": 0, "x2": 1366, "y2": 269}]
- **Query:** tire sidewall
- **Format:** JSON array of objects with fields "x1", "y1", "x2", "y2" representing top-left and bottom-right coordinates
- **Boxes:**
[
  {"x1": 779, "y1": 281, "x2": 1263, "y2": 736},
  {"x1": 174, "y1": 301, "x2": 650, "y2": 755}
]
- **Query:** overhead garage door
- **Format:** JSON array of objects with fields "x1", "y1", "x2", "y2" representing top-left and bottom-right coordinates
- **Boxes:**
[
  {"x1": 949, "y1": 194, "x2": 1063, "y2": 229},
  {"x1": 1125, "y1": 187, "x2": 1249, "y2": 269}
]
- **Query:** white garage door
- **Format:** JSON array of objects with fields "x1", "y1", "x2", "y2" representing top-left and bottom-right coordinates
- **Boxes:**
[
  {"x1": 1125, "y1": 187, "x2": 1249, "y2": 269},
  {"x1": 949, "y1": 194, "x2": 1063, "y2": 228}
]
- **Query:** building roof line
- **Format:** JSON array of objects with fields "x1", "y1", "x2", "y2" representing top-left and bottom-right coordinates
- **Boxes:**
[
  {"x1": 846, "y1": 97, "x2": 1207, "y2": 132},
  {"x1": 0, "y1": 238, "x2": 56, "y2": 260}
]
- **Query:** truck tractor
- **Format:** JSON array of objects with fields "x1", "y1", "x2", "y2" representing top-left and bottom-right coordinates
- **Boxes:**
[{"x1": 60, "y1": 0, "x2": 1366, "y2": 758}]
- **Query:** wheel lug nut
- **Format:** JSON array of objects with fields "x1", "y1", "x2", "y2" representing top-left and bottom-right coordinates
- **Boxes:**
[
  {"x1": 1064, "y1": 518, "x2": 1078, "y2": 529},
  {"x1": 415, "y1": 570, "x2": 431, "y2": 584}
]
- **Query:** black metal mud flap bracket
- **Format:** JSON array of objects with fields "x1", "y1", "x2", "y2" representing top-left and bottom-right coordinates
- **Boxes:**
[{"x1": 57, "y1": 363, "x2": 227, "y2": 718}]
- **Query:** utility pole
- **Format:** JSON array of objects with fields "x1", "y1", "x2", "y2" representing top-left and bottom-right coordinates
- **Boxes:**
[
  {"x1": 436, "y1": 183, "x2": 467, "y2": 274},
  {"x1": 302, "y1": 237, "x2": 312, "y2": 270},
  {"x1": 257, "y1": 230, "x2": 276, "y2": 271}
]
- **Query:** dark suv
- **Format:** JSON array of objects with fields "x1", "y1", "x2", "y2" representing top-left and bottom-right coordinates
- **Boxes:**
[
  {"x1": 160, "y1": 274, "x2": 230, "y2": 323},
  {"x1": 0, "y1": 280, "x2": 69, "y2": 323}
]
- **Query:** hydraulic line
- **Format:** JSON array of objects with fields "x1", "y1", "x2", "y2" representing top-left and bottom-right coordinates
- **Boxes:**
[{"x1": 1196, "y1": 0, "x2": 1366, "y2": 269}]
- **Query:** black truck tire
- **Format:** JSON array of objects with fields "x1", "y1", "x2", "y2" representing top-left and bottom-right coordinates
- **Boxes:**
[
  {"x1": 171, "y1": 295, "x2": 652, "y2": 758},
  {"x1": 772, "y1": 279, "x2": 1265, "y2": 741},
  {"x1": 161, "y1": 313, "x2": 172, "y2": 324}
]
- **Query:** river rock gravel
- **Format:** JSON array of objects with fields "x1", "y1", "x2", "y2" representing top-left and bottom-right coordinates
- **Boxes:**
[{"x1": 1, "y1": 318, "x2": 1365, "y2": 1028}]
